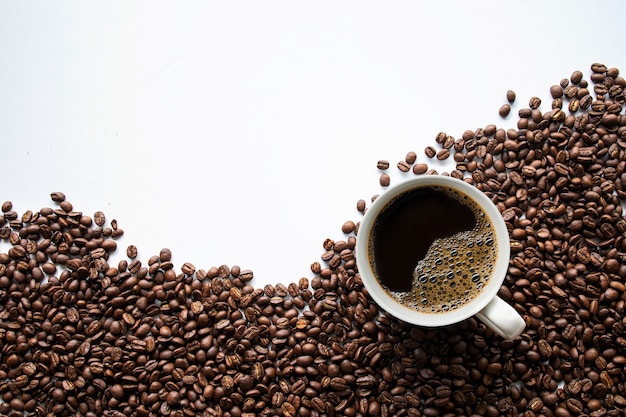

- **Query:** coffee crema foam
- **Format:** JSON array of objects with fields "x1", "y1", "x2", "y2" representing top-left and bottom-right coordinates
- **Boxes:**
[{"x1": 383, "y1": 186, "x2": 498, "y2": 314}]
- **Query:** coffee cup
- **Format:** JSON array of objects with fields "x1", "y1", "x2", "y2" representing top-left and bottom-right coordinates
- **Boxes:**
[{"x1": 355, "y1": 175, "x2": 525, "y2": 340}]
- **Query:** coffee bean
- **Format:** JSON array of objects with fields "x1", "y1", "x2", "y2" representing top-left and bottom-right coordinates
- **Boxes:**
[
  {"x1": 126, "y1": 244, "x2": 138, "y2": 259},
  {"x1": 1, "y1": 200, "x2": 12, "y2": 212},
  {"x1": 435, "y1": 131, "x2": 448, "y2": 144},
  {"x1": 356, "y1": 199, "x2": 366, "y2": 213},
  {"x1": 591, "y1": 62, "x2": 608, "y2": 73},
  {"x1": 412, "y1": 163, "x2": 428, "y2": 175},
  {"x1": 50, "y1": 192, "x2": 66, "y2": 202},
  {"x1": 341, "y1": 220, "x2": 356, "y2": 234},
  {"x1": 159, "y1": 247, "x2": 172, "y2": 261},
  {"x1": 397, "y1": 160, "x2": 411, "y2": 172},
  {"x1": 550, "y1": 84, "x2": 563, "y2": 98},
  {"x1": 485, "y1": 362, "x2": 502, "y2": 375},
  {"x1": 499, "y1": 104, "x2": 511, "y2": 118},
  {"x1": 93, "y1": 211, "x2": 106, "y2": 226},
  {"x1": 529, "y1": 397, "x2": 543, "y2": 412},
  {"x1": 538, "y1": 339, "x2": 552, "y2": 358},
  {"x1": 571, "y1": 70, "x2": 584, "y2": 84},
  {"x1": 506, "y1": 89, "x2": 516, "y2": 103},
  {"x1": 181, "y1": 261, "x2": 196, "y2": 276},
  {"x1": 311, "y1": 397, "x2": 325, "y2": 413},
  {"x1": 377, "y1": 160, "x2": 390, "y2": 170},
  {"x1": 441, "y1": 134, "x2": 455, "y2": 149},
  {"x1": 379, "y1": 173, "x2": 390, "y2": 187},
  {"x1": 424, "y1": 146, "x2": 436, "y2": 158},
  {"x1": 436, "y1": 149, "x2": 450, "y2": 160},
  {"x1": 405, "y1": 151, "x2": 417, "y2": 165}
]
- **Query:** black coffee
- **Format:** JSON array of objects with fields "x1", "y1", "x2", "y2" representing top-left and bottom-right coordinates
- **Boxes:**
[{"x1": 369, "y1": 185, "x2": 497, "y2": 314}]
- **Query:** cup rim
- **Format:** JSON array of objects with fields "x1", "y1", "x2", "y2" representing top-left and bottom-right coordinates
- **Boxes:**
[{"x1": 355, "y1": 176, "x2": 510, "y2": 327}]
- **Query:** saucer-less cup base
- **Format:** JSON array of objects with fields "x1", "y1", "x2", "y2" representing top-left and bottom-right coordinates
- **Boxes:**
[{"x1": 356, "y1": 176, "x2": 525, "y2": 340}]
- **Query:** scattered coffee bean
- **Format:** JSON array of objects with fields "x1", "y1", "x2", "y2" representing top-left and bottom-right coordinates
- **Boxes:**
[
  {"x1": 1, "y1": 200, "x2": 11, "y2": 212},
  {"x1": 424, "y1": 146, "x2": 436, "y2": 158},
  {"x1": 377, "y1": 159, "x2": 390, "y2": 170},
  {"x1": 341, "y1": 220, "x2": 356, "y2": 234},
  {"x1": 2, "y1": 62, "x2": 626, "y2": 417},
  {"x1": 397, "y1": 160, "x2": 411, "y2": 172},
  {"x1": 50, "y1": 191, "x2": 66, "y2": 202},
  {"x1": 413, "y1": 163, "x2": 428, "y2": 175},
  {"x1": 94, "y1": 210, "x2": 106, "y2": 226},
  {"x1": 126, "y1": 244, "x2": 138, "y2": 259},
  {"x1": 528, "y1": 96, "x2": 542, "y2": 109},
  {"x1": 499, "y1": 103, "x2": 511, "y2": 118},
  {"x1": 506, "y1": 89, "x2": 516, "y2": 103},
  {"x1": 356, "y1": 199, "x2": 366, "y2": 213}
]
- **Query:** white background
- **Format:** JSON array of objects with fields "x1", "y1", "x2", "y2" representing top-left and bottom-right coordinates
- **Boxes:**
[{"x1": 1, "y1": 1, "x2": 625, "y2": 286}]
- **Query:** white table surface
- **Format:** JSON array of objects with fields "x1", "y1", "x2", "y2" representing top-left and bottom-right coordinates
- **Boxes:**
[{"x1": 1, "y1": 1, "x2": 625, "y2": 286}]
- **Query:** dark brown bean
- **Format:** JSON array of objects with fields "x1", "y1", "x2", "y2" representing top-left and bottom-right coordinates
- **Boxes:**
[
  {"x1": 126, "y1": 244, "x2": 138, "y2": 259},
  {"x1": 93, "y1": 210, "x2": 106, "y2": 226},
  {"x1": 506, "y1": 89, "x2": 516, "y2": 103},
  {"x1": 356, "y1": 199, "x2": 366, "y2": 213},
  {"x1": 499, "y1": 104, "x2": 511, "y2": 118},
  {"x1": 50, "y1": 192, "x2": 66, "y2": 202}
]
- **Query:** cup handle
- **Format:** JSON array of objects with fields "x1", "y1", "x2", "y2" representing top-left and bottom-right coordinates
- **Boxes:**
[{"x1": 475, "y1": 296, "x2": 525, "y2": 340}]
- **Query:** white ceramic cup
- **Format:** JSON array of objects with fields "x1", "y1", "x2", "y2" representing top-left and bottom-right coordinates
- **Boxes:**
[{"x1": 355, "y1": 176, "x2": 525, "y2": 340}]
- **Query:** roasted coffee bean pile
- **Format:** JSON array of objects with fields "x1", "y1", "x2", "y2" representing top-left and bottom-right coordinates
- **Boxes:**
[{"x1": 1, "y1": 62, "x2": 625, "y2": 417}]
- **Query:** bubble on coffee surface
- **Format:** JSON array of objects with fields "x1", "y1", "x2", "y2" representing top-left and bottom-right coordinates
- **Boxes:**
[{"x1": 388, "y1": 186, "x2": 497, "y2": 314}]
